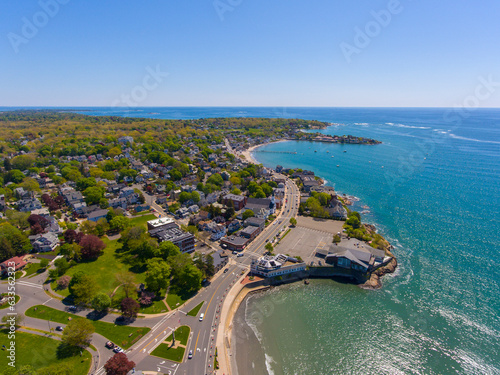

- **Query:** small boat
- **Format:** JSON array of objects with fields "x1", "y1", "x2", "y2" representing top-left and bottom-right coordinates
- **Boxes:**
[
  {"x1": 331, "y1": 156, "x2": 334, "y2": 158},
  {"x1": 337, "y1": 165, "x2": 340, "y2": 167},
  {"x1": 343, "y1": 150, "x2": 347, "y2": 153},
  {"x1": 326, "y1": 151, "x2": 329, "y2": 153},
  {"x1": 381, "y1": 166, "x2": 384, "y2": 168},
  {"x1": 314, "y1": 150, "x2": 317, "y2": 152}
]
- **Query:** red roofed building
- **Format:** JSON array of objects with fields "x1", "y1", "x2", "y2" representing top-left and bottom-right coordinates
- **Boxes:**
[{"x1": 1, "y1": 256, "x2": 27, "y2": 276}]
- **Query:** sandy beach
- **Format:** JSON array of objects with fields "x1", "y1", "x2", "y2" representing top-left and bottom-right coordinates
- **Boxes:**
[{"x1": 239, "y1": 139, "x2": 289, "y2": 164}]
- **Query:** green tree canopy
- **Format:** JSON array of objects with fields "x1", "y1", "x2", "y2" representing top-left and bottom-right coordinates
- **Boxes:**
[{"x1": 61, "y1": 318, "x2": 95, "y2": 348}]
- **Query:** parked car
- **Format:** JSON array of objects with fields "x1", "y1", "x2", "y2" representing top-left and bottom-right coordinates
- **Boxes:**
[
  {"x1": 113, "y1": 346, "x2": 124, "y2": 353},
  {"x1": 67, "y1": 305, "x2": 77, "y2": 312},
  {"x1": 105, "y1": 341, "x2": 115, "y2": 349},
  {"x1": 55, "y1": 326, "x2": 64, "y2": 332},
  {"x1": 188, "y1": 350, "x2": 193, "y2": 359}
]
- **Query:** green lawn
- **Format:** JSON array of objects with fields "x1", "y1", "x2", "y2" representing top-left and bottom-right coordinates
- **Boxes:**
[
  {"x1": 0, "y1": 294, "x2": 20, "y2": 310},
  {"x1": 0, "y1": 329, "x2": 91, "y2": 374},
  {"x1": 25, "y1": 305, "x2": 150, "y2": 349},
  {"x1": 151, "y1": 344, "x2": 185, "y2": 362},
  {"x1": 52, "y1": 238, "x2": 147, "y2": 297},
  {"x1": 129, "y1": 214, "x2": 156, "y2": 228},
  {"x1": 166, "y1": 292, "x2": 188, "y2": 310},
  {"x1": 140, "y1": 298, "x2": 169, "y2": 314},
  {"x1": 187, "y1": 301, "x2": 204, "y2": 317},
  {"x1": 165, "y1": 326, "x2": 190, "y2": 346},
  {"x1": 23, "y1": 262, "x2": 45, "y2": 277}
]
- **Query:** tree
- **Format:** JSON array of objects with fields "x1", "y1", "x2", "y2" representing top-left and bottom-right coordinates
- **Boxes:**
[
  {"x1": 91, "y1": 293, "x2": 111, "y2": 313},
  {"x1": 83, "y1": 186, "x2": 105, "y2": 205},
  {"x1": 79, "y1": 235, "x2": 106, "y2": 260},
  {"x1": 120, "y1": 297, "x2": 140, "y2": 319},
  {"x1": 145, "y1": 258, "x2": 171, "y2": 294},
  {"x1": 104, "y1": 352, "x2": 136, "y2": 375},
  {"x1": 5, "y1": 170, "x2": 25, "y2": 183},
  {"x1": 0, "y1": 222, "x2": 32, "y2": 262},
  {"x1": 109, "y1": 216, "x2": 129, "y2": 233},
  {"x1": 289, "y1": 217, "x2": 297, "y2": 227},
  {"x1": 63, "y1": 229, "x2": 78, "y2": 244},
  {"x1": 333, "y1": 234, "x2": 341, "y2": 243},
  {"x1": 346, "y1": 214, "x2": 361, "y2": 229},
  {"x1": 59, "y1": 242, "x2": 81, "y2": 261},
  {"x1": 72, "y1": 274, "x2": 99, "y2": 306},
  {"x1": 242, "y1": 210, "x2": 255, "y2": 220},
  {"x1": 157, "y1": 241, "x2": 181, "y2": 260},
  {"x1": 175, "y1": 264, "x2": 203, "y2": 295},
  {"x1": 61, "y1": 318, "x2": 95, "y2": 348},
  {"x1": 265, "y1": 243, "x2": 274, "y2": 253},
  {"x1": 39, "y1": 258, "x2": 49, "y2": 269},
  {"x1": 54, "y1": 257, "x2": 70, "y2": 276},
  {"x1": 115, "y1": 272, "x2": 137, "y2": 299},
  {"x1": 57, "y1": 275, "x2": 71, "y2": 290}
]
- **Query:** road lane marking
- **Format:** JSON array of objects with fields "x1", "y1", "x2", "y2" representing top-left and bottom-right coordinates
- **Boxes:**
[{"x1": 193, "y1": 331, "x2": 200, "y2": 357}]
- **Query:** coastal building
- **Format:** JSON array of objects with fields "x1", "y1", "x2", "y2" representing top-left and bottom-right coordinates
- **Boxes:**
[
  {"x1": 251, "y1": 254, "x2": 306, "y2": 278},
  {"x1": 324, "y1": 244, "x2": 387, "y2": 272}
]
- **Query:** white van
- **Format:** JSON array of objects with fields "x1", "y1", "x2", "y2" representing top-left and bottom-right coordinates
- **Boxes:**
[{"x1": 199, "y1": 313, "x2": 204, "y2": 321}]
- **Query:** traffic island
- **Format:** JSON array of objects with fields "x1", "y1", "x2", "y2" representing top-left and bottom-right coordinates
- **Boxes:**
[{"x1": 151, "y1": 325, "x2": 190, "y2": 362}]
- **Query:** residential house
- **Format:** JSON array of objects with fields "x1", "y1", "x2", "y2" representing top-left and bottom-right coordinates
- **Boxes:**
[
  {"x1": 31, "y1": 232, "x2": 59, "y2": 252},
  {"x1": 17, "y1": 197, "x2": 42, "y2": 212},
  {"x1": 212, "y1": 250, "x2": 229, "y2": 272},
  {"x1": 210, "y1": 224, "x2": 227, "y2": 241},
  {"x1": 87, "y1": 209, "x2": 109, "y2": 222},
  {"x1": 1, "y1": 256, "x2": 27, "y2": 276}
]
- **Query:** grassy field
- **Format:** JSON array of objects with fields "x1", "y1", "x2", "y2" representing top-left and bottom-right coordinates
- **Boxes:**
[
  {"x1": 25, "y1": 305, "x2": 150, "y2": 349},
  {"x1": 23, "y1": 262, "x2": 44, "y2": 277},
  {"x1": 140, "y1": 298, "x2": 169, "y2": 314},
  {"x1": 0, "y1": 329, "x2": 91, "y2": 374},
  {"x1": 129, "y1": 214, "x2": 156, "y2": 228},
  {"x1": 0, "y1": 294, "x2": 20, "y2": 310},
  {"x1": 166, "y1": 326, "x2": 190, "y2": 346},
  {"x1": 187, "y1": 301, "x2": 204, "y2": 317},
  {"x1": 151, "y1": 343, "x2": 185, "y2": 362},
  {"x1": 166, "y1": 291, "x2": 191, "y2": 310},
  {"x1": 51, "y1": 238, "x2": 147, "y2": 298}
]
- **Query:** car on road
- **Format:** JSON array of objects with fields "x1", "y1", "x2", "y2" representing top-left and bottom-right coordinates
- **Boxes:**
[
  {"x1": 55, "y1": 326, "x2": 64, "y2": 332},
  {"x1": 188, "y1": 350, "x2": 193, "y2": 359},
  {"x1": 224, "y1": 268, "x2": 229, "y2": 273},
  {"x1": 105, "y1": 341, "x2": 115, "y2": 349},
  {"x1": 67, "y1": 305, "x2": 77, "y2": 312},
  {"x1": 232, "y1": 251, "x2": 238, "y2": 255},
  {"x1": 113, "y1": 346, "x2": 124, "y2": 353},
  {"x1": 199, "y1": 313, "x2": 204, "y2": 321},
  {"x1": 237, "y1": 253, "x2": 244, "y2": 257}
]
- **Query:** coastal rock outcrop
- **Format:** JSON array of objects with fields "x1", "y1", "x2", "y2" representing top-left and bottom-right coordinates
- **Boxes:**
[{"x1": 360, "y1": 257, "x2": 398, "y2": 290}]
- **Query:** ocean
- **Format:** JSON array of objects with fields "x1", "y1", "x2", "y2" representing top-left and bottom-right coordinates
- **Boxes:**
[{"x1": 5, "y1": 107, "x2": 499, "y2": 374}]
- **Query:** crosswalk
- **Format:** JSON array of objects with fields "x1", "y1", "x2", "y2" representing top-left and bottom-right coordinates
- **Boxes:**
[{"x1": 15, "y1": 280, "x2": 43, "y2": 289}]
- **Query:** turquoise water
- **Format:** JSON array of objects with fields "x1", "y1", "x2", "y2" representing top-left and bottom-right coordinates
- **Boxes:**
[
  {"x1": 5, "y1": 107, "x2": 498, "y2": 374},
  {"x1": 236, "y1": 108, "x2": 500, "y2": 375}
]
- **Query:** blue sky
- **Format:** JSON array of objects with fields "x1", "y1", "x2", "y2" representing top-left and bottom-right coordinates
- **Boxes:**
[{"x1": 1, "y1": 0, "x2": 499, "y2": 107}]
